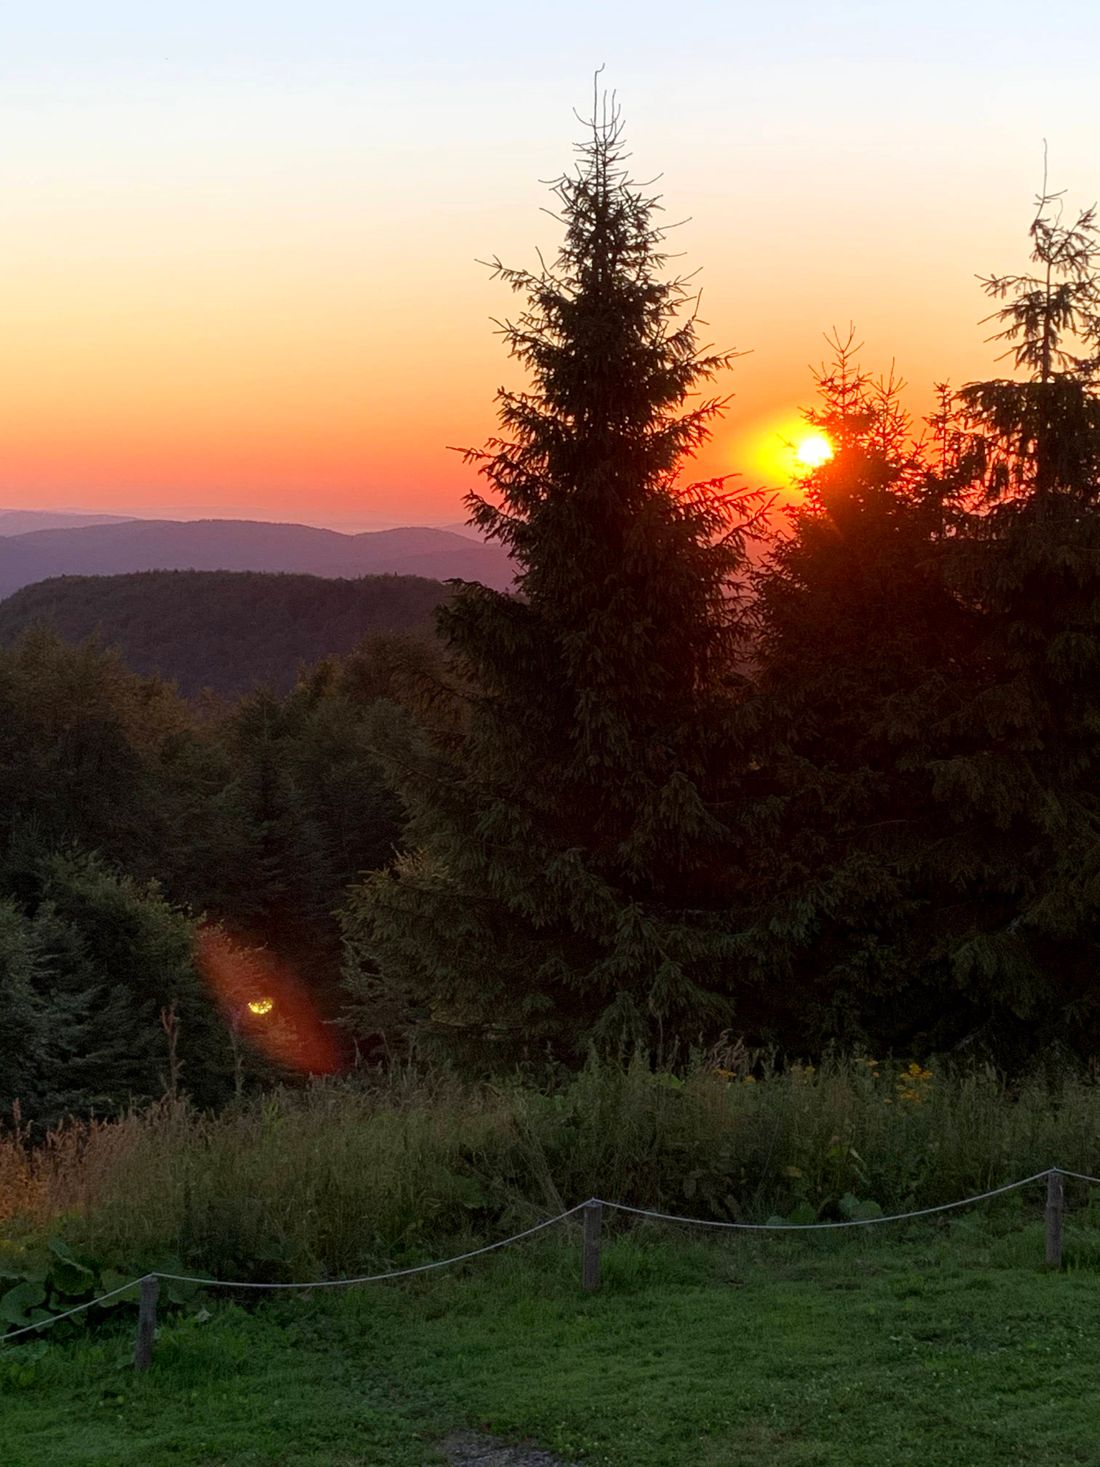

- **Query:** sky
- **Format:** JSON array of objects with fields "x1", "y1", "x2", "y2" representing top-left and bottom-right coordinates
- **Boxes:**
[{"x1": 1, "y1": 2, "x2": 1098, "y2": 529}]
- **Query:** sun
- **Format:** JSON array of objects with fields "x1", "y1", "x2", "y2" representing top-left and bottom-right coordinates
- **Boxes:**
[
  {"x1": 247, "y1": 997, "x2": 274, "y2": 1017},
  {"x1": 737, "y1": 414, "x2": 837, "y2": 488},
  {"x1": 794, "y1": 432, "x2": 834, "y2": 470}
]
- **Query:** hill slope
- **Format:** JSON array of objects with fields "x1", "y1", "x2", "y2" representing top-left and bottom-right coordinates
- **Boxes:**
[
  {"x1": 0, "y1": 518, "x2": 514, "y2": 598},
  {"x1": 0, "y1": 570, "x2": 448, "y2": 696}
]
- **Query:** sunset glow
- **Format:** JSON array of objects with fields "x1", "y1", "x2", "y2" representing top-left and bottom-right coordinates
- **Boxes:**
[
  {"x1": 0, "y1": 5, "x2": 1094, "y2": 526},
  {"x1": 741, "y1": 415, "x2": 834, "y2": 490}
]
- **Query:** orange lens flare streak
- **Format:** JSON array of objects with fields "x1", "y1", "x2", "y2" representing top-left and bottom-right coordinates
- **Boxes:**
[{"x1": 196, "y1": 927, "x2": 342, "y2": 1075}]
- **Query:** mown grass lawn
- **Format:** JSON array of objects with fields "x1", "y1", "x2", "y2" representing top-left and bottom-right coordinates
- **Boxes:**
[{"x1": 3, "y1": 1216, "x2": 1100, "y2": 1467}]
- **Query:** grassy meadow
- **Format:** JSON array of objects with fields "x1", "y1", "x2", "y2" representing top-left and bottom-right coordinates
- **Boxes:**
[
  {"x1": 4, "y1": 1225, "x2": 1100, "y2": 1466},
  {"x1": 5, "y1": 1059, "x2": 1100, "y2": 1464}
]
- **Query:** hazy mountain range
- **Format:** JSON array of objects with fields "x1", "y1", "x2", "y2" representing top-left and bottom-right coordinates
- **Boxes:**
[{"x1": 0, "y1": 516, "x2": 513, "y2": 599}]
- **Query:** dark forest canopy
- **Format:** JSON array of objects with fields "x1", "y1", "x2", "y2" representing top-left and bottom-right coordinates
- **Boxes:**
[
  {"x1": 0, "y1": 570, "x2": 448, "y2": 697},
  {"x1": 4, "y1": 102, "x2": 1100, "y2": 1124},
  {"x1": 0, "y1": 625, "x2": 446, "y2": 1120},
  {"x1": 342, "y1": 116, "x2": 1100, "y2": 1070}
]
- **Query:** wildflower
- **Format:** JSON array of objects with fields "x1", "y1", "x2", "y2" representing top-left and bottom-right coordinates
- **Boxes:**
[{"x1": 895, "y1": 1061, "x2": 932, "y2": 1103}]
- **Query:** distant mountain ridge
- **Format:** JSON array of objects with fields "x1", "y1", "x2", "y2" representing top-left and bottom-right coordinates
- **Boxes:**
[
  {"x1": 0, "y1": 518, "x2": 513, "y2": 598},
  {"x1": 0, "y1": 511, "x2": 134, "y2": 535},
  {"x1": 0, "y1": 570, "x2": 449, "y2": 697}
]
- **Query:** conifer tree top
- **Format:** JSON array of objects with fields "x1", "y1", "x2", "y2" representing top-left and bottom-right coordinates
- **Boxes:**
[
  {"x1": 960, "y1": 165, "x2": 1100, "y2": 500},
  {"x1": 462, "y1": 87, "x2": 755, "y2": 585},
  {"x1": 979, "y1": 171, "x2": 1100, "y2": 386}
]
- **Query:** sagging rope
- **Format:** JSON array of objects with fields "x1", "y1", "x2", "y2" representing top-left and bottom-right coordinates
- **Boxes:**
[{"x1": 2, "y1": 1165, "x2": 1094, "y2": 1344}]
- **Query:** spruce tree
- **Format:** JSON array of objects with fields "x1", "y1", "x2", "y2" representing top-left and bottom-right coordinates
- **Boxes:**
[
  {"x1": 0, "y1": 900, "x2": 48, "y2": 1114},
  {"x1": 755, "y1": 331, "x2": 955, "y2": 713},
  {"x1": 213, "y1": 690, "x2": 334, "y2": 959},
  {"x1": 924, "y1": 178, "x2": 1100, "y2": 1056},
  {"x1": 346, "y1": 94, "x2": 762, "y2": 1059},
  {"x1": 744, "y1": 334, "x2": 974, "y2": 1048},
  {"x1": 0, "y1": 844, "x2": 234, "y2": 1122}
]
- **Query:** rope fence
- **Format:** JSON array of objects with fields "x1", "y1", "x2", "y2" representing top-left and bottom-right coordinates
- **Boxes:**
[
  {"x1": 602, "y1": 1169, "x2": 1054, "y2": 1231},
  {"x1": 153, "y1": 1203, "x2": 590, "y2": 1290},
  {"x1": 2, "y1": 1165, "x2": 1097, "y2": 1368},
  {"x1": 0, "y1": 1280, "x2": 141, "y2": 1344}
]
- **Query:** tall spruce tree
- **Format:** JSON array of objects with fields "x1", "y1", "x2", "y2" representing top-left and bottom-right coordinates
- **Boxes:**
[
  {"x1": 345, "y1": 94, "x2": 762, "y2": 1060},
  {"x1": 923, "y1": 178, "x2": 1100, "y2": 1057},
  {"x1": 744, "y1": 335, "x2": 975, "y2": 1048}
]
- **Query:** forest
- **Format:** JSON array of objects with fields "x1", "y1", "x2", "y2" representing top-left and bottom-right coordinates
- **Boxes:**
[
  {"x1": 0, "y1": 570, "x2": 447, "y2": 697},
  {"x1": 4, "y1": 105, "x2": 1100, "y2": 1128}
]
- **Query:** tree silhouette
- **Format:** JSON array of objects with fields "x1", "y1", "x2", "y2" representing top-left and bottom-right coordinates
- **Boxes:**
[
  {"x1": 916, "y1": 173, "x2": 1100, "y2": 1059},
  {"x1": 347, "y1": 90, "x2": 764, "y2": 1060},
  {"x1": 960, "y1": 168, "x2": 1100, "y2": 498},
  {"x1": 743, "y1": 332, "x2": 974, "y2": 1049}
]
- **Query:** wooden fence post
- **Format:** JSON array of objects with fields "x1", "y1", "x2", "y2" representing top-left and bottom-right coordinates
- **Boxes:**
[
  {"x1": 134, "y1": 1275, "x2": 159, "y2": 1372},
  {"x1": 582, "y1": 1200, "x2": 603, "y2": 1293},
  {"x1": 1045, "y1": 1169, "x2": 1064, "y2": 1270}
]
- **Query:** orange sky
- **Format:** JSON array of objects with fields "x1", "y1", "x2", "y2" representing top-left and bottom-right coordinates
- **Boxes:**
[{"x1": 2, "y1": 5, "x2": 1097, "y2": 529}]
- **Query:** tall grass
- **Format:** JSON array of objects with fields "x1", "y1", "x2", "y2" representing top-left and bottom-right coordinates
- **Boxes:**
[{"x1": 3, "y1": 1056, "x2": 1100, "y2": 1280}]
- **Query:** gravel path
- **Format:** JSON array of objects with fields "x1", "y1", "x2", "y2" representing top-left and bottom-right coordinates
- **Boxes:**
[{"x1": 440, "y1": 1430, "x2": 577, "y2": 1466}]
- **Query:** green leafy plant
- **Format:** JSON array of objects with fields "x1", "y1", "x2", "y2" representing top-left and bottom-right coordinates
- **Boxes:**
[{"x1": 0, "y1": 1236, "x2": 135, "y2": 1340}]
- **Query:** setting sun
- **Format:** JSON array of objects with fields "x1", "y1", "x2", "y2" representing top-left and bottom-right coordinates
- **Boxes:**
[
  {"x1": 736, "y1": 415, "x2": 840, "y2": 488},
  {"x1": 795, "y1": 433, "x2": 835, "y2": 470}
]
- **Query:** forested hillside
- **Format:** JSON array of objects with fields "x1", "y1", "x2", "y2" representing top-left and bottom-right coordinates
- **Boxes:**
[{"x1": 0, "y1": 571, "x2": 447, "y2": 696}]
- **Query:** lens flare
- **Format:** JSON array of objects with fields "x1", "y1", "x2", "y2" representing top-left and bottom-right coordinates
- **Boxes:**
[{"x1": 196, "y1": 928, "x2": 342, "y2": 1074}]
